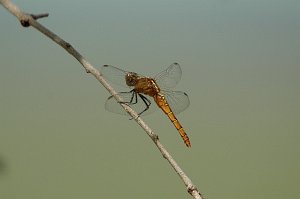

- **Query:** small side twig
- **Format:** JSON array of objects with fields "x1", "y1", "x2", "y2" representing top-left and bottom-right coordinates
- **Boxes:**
[
  {"x1": 30, "y1": 13, "x2": 48, "y2": 20},
  {"x1": 0, "y1": 0, "x2": 204, "y2": 198}
]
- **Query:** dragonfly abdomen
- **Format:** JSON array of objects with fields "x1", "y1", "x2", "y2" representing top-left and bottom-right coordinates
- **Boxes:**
[{"x1": 154, "y1": 94, "x2": 191, "y2": 147}]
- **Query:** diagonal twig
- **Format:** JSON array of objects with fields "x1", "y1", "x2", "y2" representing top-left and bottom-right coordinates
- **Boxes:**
[{"x1": 0, "y1": 0, "x2": 204, "y2": 198}]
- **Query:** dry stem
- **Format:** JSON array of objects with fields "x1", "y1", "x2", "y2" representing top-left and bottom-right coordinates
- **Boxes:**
[{"x1": 0, "y1": 0, "x2": 204, "y2": 198}]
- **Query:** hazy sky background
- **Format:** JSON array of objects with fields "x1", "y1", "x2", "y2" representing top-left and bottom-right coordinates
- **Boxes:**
[{"x1": 1, "y1": 0, "x2": 299, "y2": 198}]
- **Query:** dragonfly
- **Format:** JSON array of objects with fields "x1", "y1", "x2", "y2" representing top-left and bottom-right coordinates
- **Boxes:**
[{"x1": 101, "y1": 63, "x2": 191, "y2": 147}]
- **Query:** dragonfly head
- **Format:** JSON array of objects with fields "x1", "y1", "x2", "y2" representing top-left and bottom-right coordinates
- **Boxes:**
[{"x1": 125, "y1": 72, "x2": 139, "y2": 86}]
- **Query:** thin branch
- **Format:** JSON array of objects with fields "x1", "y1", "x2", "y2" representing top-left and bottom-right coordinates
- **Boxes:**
[{"x1": 0, "y1": 0, "x2": 204, "y2": 198}]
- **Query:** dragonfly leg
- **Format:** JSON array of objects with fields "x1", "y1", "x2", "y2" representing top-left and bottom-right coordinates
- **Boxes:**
[
  {"x1": 117, "y1": 91, "x2": 151, "y2": 119},
  {"x1": 129, "y1": 90, "x2": 138, "y2": 104},
  {"x1": 118, "y1": 90, "x2": 138, "y2": 105},
  {"x1": 117, "y1": 90, "x2": 140, "y2": 120},
  {"x1": 137, "y1": 94, "x2": 151, "y2": 116}
]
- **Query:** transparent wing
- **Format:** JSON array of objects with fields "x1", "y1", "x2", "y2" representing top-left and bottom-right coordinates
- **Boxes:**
[
  {"x1": 105, "y1": 92, "x2": 157, "y2": 116},
  {"x1": 161, "y1": 90, "x2": 190, "y2": 115},
  {"x1": 101, "y1": 65, "x2": 129, "y2": 87},
  {"x1": 154, "y1": 63, "x2": 182, "y2": 89}
]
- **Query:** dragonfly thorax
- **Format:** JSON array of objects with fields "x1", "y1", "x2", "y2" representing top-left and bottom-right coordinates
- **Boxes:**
[{"x1": 134, "y1": 78, "x2": 160, "y2": 97}]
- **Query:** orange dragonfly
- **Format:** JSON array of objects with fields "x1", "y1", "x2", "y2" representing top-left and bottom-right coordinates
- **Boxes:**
[{"x1": 101, "y1": 63, "x2": 191, "y2": 147}]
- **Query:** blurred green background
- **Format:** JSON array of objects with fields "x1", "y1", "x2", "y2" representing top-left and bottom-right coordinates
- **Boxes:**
[{"x1": 1, "y1": 0, "x2": 299, "y2": 198}]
